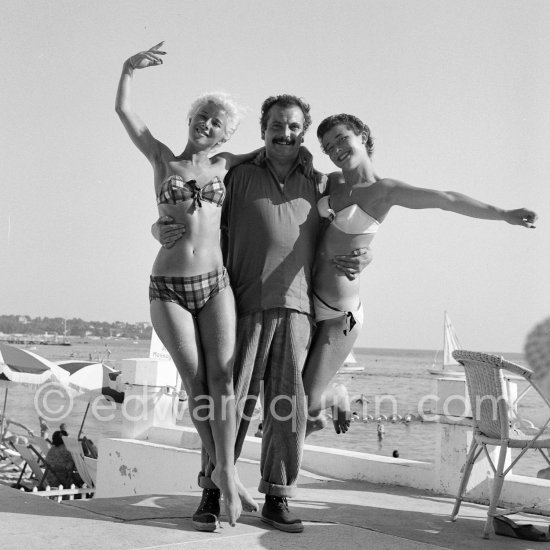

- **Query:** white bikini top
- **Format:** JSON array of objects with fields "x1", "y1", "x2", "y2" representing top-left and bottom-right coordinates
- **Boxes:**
[{"x1": 317, "y1": 195, "x2": 380, "y2": 235}]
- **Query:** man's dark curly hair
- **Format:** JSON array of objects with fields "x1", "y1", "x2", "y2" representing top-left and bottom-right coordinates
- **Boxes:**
[
  {"x1": 260, "y1": 94, "x2": 312, "y2": 136},
  {"x1": 317, "y1": 113, "x2": 375, "y2": 157}
]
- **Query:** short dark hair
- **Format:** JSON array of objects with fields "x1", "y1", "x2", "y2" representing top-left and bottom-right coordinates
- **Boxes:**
[
  {"x1": 260, "y1": 94, "x2": 312, "y2": 135},
  {"x1": 317, "y1": 113, "x2": 375, "y2": 156},
  {"x1": 52, "y1": 430, "x2": 65, "y2": 447}
]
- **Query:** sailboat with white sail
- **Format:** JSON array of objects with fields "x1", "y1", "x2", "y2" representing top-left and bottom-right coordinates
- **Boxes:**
[
  {"x1": 339, "y1": 350, "x2": 364, "y2": 373},
  {"x1": 427, "y1": 312, "x2": 464, "y2": 377}
]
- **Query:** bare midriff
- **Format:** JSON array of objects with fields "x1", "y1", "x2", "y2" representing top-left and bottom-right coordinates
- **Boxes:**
[
  {"x1": 313, "y1": 226, "x2": 376, "y2": 311},
  {"x1": 151, "y1": 202, "x2": 224, "y2": 277}
]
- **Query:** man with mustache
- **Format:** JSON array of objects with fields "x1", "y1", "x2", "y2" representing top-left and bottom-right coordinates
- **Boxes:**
[{"x1": 155, "y1": 94, "x2": 369, "y2": 532}]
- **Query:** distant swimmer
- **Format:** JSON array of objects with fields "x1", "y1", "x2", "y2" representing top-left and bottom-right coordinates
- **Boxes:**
[
  {"x1": 392, "y1": 450, "x2": 399, "y2": 458},
  {"x1": 377, "y1": 422, "x2": 385, "y2": 440}
]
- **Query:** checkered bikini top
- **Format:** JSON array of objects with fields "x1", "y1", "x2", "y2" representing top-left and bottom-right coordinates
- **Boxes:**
[{"x1": 157, "y1": 175, "x2": 225, "y2": 209}]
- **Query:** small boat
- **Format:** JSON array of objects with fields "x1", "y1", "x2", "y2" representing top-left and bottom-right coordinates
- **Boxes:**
[
  {"x1": 339, "y1": 350, "x2": 364, "y2": 374},
  {"x1": 427, "y1": 312, "x2": 464, "y2": 377}
]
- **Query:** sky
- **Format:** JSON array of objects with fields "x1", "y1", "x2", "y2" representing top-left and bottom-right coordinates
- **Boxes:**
[{"x1": 1, "y1": 0, "x2": 549, "y2": 353}]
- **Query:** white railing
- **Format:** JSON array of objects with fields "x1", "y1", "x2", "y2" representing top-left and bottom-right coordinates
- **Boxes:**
[{"x1": 21, "y1": 484, "x2": 95, "y2": 502}]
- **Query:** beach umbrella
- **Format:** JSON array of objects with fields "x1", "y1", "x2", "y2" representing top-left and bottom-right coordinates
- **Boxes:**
[
  {"x1": 57, "y1": 360, "x2": 124, "y2": 403},
  {"x1": 0, "y1": 342, "x2": 71, "y2": 441},
  {"x1": 0, "y1": 343, "x2": 70, "y2": 386},
  {"x1": 55, "y1": 360, "x2": 124, "y2": 439}
]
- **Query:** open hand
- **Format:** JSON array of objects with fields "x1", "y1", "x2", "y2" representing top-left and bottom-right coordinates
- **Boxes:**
[
  {"x1": 333, "y1": 247, "x2": 373, "y2": 280},
  {"x1": 152, "y1": 215, "x2": 186, "y2": 248},
  {"x1": 127, "y1": 42, "x2": 166, "y2": 70}
]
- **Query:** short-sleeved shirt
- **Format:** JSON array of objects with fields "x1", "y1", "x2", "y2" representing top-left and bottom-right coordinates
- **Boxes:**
[{"x1": 222, "y1": 148, "x2": 327, "y2": 317}]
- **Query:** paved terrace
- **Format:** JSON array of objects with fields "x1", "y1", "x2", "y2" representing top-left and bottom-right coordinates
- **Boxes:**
[{"x1": 2, "y1": 462, "x2": 548, "y2": 550}]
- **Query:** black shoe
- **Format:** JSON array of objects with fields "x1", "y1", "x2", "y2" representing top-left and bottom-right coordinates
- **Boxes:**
[
  {"x1": 261, "y1": 495, "x2": 304, "y2": 533},
  {"x1": 192, "y1": 488, "x2": 221, "y2": 532}
]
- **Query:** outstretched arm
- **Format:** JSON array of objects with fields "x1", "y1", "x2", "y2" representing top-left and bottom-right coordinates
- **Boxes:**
[
  {"x1": 115, "y1": 42, "x2": 166, "y2": 162},
  {"x1": 387, "y1": 180, "x2": 537, "y2": 228}
]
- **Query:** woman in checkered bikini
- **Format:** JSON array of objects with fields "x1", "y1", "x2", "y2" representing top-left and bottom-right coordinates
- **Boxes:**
[{"x1": 116, "y1": 42, "x2": 259, "y2": 528}]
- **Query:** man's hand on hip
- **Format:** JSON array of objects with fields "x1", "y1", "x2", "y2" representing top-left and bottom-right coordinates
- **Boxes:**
[
  {"x1": 333, "y1": 247, "x2": 373, "y2": 280},
  {"x1": 152, "y1": 215, "x2": 186, "y2": 249}
]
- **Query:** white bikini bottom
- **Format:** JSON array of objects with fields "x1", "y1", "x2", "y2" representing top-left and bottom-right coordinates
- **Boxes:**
[{"x1": 313, "y1": 293, "x2": 363, "y2": 333}]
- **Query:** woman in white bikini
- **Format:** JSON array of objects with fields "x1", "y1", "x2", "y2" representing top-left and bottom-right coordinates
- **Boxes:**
[
  {"x1": 116, "y1": 42, "x2": 259, "y2": 530},
  {"x1": 304, "y1": 113, "x2": 538, "y2": 436}
]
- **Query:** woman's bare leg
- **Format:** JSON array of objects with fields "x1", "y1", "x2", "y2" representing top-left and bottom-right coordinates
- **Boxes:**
[
  {"x1": 198, "y1": 287, "x2": 256, "y2": 522},
  {"x1": 150, "y1": 301, "x2": 218, "y2": 484},
  {"x1": 151, "y1": 297, "x2": 255, "y2": 525},
  {"x1": 302, "y1": 315, "x2": 358, "y2": 435}
]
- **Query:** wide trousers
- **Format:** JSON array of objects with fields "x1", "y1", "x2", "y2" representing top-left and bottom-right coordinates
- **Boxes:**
[{"x1": 199, "y1": 308, "x2": 313, "y2": 497}]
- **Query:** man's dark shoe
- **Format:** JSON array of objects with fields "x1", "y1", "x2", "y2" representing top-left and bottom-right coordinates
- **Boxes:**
[
  {"x1": 261, "y1": 495, "x2": 304, "y2": 533},
  {"x1": 192, "y1": 488, "x2": 220, "y2": 531}
]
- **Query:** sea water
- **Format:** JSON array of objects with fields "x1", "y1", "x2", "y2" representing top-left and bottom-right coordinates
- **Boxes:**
[{"x1": 1, "y1": 340, "x2": 546, "y2": 477}]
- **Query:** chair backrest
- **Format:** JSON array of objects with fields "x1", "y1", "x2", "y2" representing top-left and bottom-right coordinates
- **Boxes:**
[
  {"x1": 62, "y1": 435, "x2": 95, "y2": 488},
  {"x1": 452, "y1": 350, "x2": 524, "y2": 439},
  {"x1": 12, "y1": 442, "x2": 45, "y2": 480},
  {"x1": 28, "y1": 436, "x2": 51, "y2": 457},
  {"x1": 0, "y1": 444, "x2": 24, "y2": 469}
]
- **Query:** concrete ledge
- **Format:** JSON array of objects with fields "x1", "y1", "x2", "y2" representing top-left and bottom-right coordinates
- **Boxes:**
[
  {"x1": 98, "y1": 427, "x2": 434, "y2": 498},
  {"x1": 144, "y1": 425, "x2": 202, "y2": 449},
  {"x1": 463, "y1": 473, "x2": 550, "y2": 513},
  {"x1": 95, "y1": 434, "x2": 324, "y2": 499},
  {"x1": 233, "y1": 428, "x2": 434, "y2": 489},
  {"x1": 299, "y1": 442, "x2": 434, "y2": 489},
  {"x1": 151, "y1": 427, "x2": 434, "y2": 488},
  {"x1": 96, "y1": 425, "x2": 550, "y2": 515},
  {"x1": 502, "y1": 474, "x2": 550, "y2": 513},
  {"x1": 96, "y1": 438, "x2": 201, "y2": 498}
]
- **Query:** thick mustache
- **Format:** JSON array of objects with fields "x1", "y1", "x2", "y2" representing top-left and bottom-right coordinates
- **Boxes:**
[{"x1": 272, "y1": 138, "x2": 295, "y2": 145}]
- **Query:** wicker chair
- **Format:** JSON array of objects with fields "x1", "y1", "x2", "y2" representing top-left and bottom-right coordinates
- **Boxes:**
[{"x1": 451, "y1": 350, "x2": 550, "y2": 538}]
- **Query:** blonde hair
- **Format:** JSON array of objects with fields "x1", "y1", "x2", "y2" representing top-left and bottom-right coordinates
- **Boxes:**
[{"x1": 187, "y1": 92, "x2": 245, "y2": 144}]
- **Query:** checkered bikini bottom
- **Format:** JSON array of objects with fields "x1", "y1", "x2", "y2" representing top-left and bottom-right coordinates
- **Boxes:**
[{"x1": 149, "y1": 267, "x2": 230, "y2": 316}]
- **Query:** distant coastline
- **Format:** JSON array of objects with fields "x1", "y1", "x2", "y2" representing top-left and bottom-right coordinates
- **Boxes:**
[
  {"x1": 0, "y1": 337, "x2": 523, "y2": 359},
  {"x1": 355, "y1": 346, "x2": 524, "y2": 358},
  {"x1": 0, "y1": 314, "x2": 152, "y2": 341}
]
